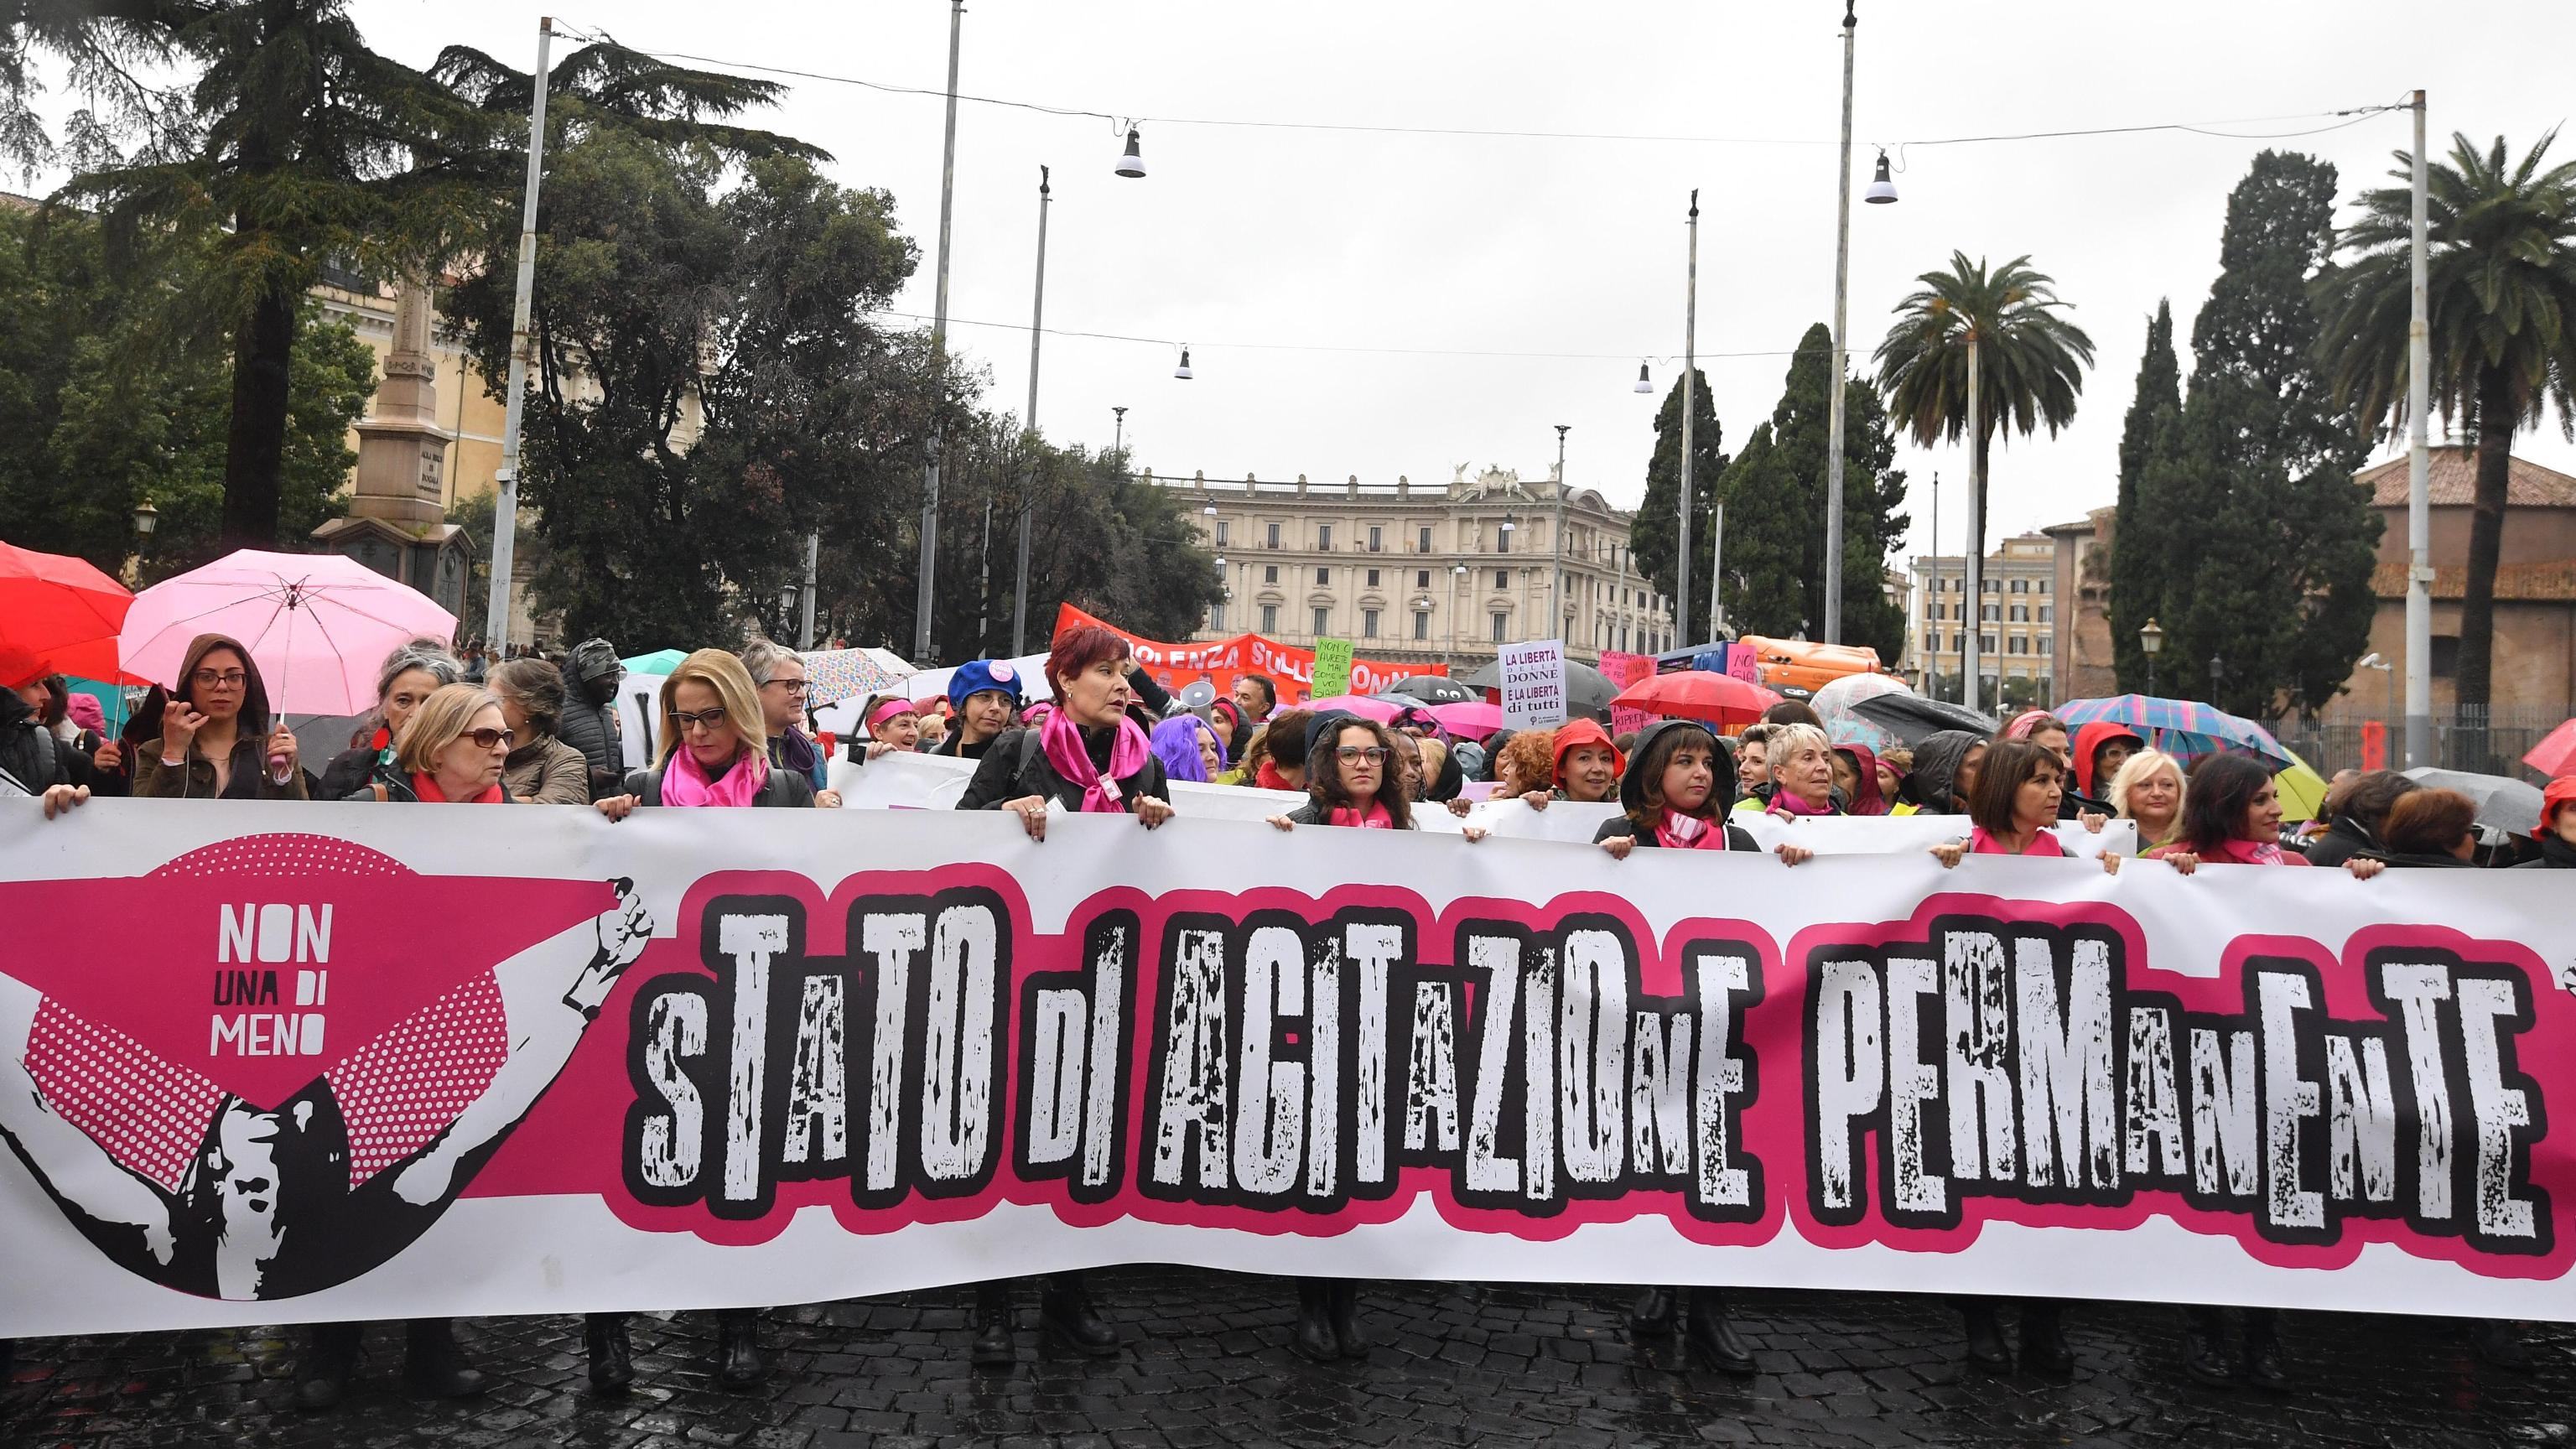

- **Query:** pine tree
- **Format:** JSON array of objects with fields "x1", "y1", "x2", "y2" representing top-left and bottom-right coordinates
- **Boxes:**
[
  {"x1": 1630, "y1": 368, "x2": 1727, "y2": 612},
  {"x1": 1710, "y1": 325, "x2": 1910, "y2": 658},
  {"x1": 2108, "y1": 300, "x2": 2180, "y2": 689},
  {"x1": 2158, "y1": 152, "x2": 2381, "y2": 717}
]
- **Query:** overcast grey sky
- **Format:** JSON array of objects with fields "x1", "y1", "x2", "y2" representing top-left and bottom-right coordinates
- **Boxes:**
[{"x1": 53, "y1": 2, "x2": 2576, "y2": 569}]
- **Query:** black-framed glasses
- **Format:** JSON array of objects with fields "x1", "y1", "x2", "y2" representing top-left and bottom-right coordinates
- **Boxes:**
[
  {"x1": 672, "y1": 705, "x2": 730, "y2": 732},
  {"x1": 764, "y1": 677, "x2": 809, "y2": 695},
  {"x1": 462, "y1": 727, "x2": 517, "y2": 750},
  {"x1": 1335, "y1": 745, "x2": 1389, "y2": 763},
  {"x1": 190, "y1": 669, "x2": 248, "y2": 688}
]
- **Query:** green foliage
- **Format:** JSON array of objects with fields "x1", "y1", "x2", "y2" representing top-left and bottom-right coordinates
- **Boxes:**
[
  {"x1": 0, "y1": 205, "x2": 371, "y2": 580},
  {"x1": 1629, "y1": 369, "x2": 1726, "y2": 616},
  {"x1": 2314, "y1": 130, "x2": 2576, "y2": 712},
  {"x1": 2134, "y1": 153, "x2": 2380, "y2": 719},
  {"x1": 1872, "y1": 252, "x2": 2096, "y2": 626},
  {"x1": 2107, "y1": 300, "x2": 2180, "y2": 691},
  {"x1": 1710, "y1": 325, "x2": 1910, "y2": 661}
]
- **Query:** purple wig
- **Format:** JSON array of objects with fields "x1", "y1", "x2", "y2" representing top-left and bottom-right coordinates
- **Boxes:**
[{"x1": 1150, "y1": 714, "x2": 1218, "y2": 784}]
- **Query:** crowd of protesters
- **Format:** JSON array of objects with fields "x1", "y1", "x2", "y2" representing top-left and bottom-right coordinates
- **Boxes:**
[{"x1": 11, "y1": 627, "x2": 2573, "y2": 1407}]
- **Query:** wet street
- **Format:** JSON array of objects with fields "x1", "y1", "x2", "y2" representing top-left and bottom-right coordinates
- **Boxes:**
[{"x1": 5, "y1": 1269, "x2": 2567, "y2": 1447}]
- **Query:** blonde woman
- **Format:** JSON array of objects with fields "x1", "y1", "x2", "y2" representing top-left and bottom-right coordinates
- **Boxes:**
[
  {"x1": 596, "y1": 649, "x2": 815, "y2": 815},
  {"x1": 376, "y1": 684, "x2": 514, "y2": 803},
  {"x1": 2106, "y1": 748, "x2": 2186, "y2": 850},
  {"x1": 1753, "y1": 722, "x2": 1844, "y2": 818}
]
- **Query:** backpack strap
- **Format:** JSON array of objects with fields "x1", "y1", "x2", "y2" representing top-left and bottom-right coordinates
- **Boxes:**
[{"x1": 1015, "y1": 727, "x2": 1044, "y2": 792}]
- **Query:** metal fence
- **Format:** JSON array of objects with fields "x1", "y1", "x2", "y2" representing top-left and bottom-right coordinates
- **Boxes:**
[{"x1": 2267, "y1": 704, "x2": 2565, "y2": 779}]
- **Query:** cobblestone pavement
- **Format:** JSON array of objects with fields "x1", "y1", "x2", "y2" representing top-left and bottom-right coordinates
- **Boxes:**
[{"x1": 6, "y1": 1270, "x2": 2569, "y2": 1448}]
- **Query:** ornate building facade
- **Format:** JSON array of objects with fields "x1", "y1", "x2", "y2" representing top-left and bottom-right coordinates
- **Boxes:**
[{"x1": 1149, "y1": 464, "x2": 1679, "y2": 668}]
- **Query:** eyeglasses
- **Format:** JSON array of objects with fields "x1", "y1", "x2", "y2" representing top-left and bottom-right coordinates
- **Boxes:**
[
  {"x1": 672, "y1": 705, "x2": 730, "y2": 732},
  {"x1": 764, "y1": 678, "x2": 809, "y2": 694},
  {"x1": 1336, "y1": 745, "x2": 1389, "y2": 763},
  {"x1": 190, "y1": 669, "x2": 248, "y2": 688},
  {"x1": 462, "y1": 727, "x2": 517, "y2": 750}
]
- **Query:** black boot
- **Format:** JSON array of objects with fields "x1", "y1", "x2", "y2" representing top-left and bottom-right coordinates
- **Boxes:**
[
  {"x1": 2019, "y1": 1301, "x2": 2074, "y2": 1378},
  {"x1": 971, "y1": 1281, "x2": 1016, "y2": 1368},
  {"x1": 1291, "y1": 1280, "x2": 1340, "y2": 1363},
  {"x1": 1960, "y1": 1300, "x2": 2012, "y2": 1373},
  {"x1": 2472, "y1": 1319, "x2": 2534, "y2": 1373},
  {"x1": 1685, "y1": 1290, "x2": 1757, "y2": 1377},
  {"x1": 293, "y1": 1322, "x2": 363, "y2": 1411},
  {"x1": 1328, "y1": 1279, "x2": 1370, "y2": 1361},
  {"x1": 2241, "y1": 1309, "x2": 2289, "y2": 1392},
  {"x1": 1629, "y1": 1285, "x2": 1679, "y2": 1333},
  {"x1": 402, "y1": 1319, "x2": 487, "y2": 1400},
  {"x1": 2183, "y1": 1306, "x2": 2235, "y2": 1387},
  {"x1": 584, "y1": 1313, "x2": 634, "y2": 1393},
  {"x1": 1039, "y1": 1273, "x2": 1121, "y2": 1358},
  {"x1": 715, "y1": 1309, "x2": 767, "y2": 1389}
]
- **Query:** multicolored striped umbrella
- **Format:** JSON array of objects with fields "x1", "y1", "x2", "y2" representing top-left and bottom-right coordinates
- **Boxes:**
[{"x1": 2055, "y1": 695, "x2": 2292, "y2": 768}]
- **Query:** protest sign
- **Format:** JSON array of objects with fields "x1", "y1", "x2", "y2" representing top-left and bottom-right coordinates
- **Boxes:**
[
  {"x1": 1054, "y1": 605, "x2": 1436, "y2": 700},
  {"x1": 1311, "y1": 638, "x2": 1354, "y2": 700},
  {"x1": 1496, "y1": 640, "x2": 1568, "y2": 730},
  {"x1": 1600, "y1": 651, "x2": 1654, "y2": 737},
  {"x1": 6, "y1": 799, "x2": 2572, "y2": 1337}
]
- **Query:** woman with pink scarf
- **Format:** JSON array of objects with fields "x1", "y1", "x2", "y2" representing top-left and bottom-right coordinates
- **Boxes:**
[
  {"x1": 592, "y1": 647, "x2": 807, "y2": 1389},
  {"x1": 953, "y1": 624, "x2": 1166, "y2": 1366},
  {"x1": 1759, "y1": 723, "x2": 1846, "y2": 819}
]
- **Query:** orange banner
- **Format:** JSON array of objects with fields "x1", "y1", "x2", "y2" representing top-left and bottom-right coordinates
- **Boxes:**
[{"x1": 1053, "y1": 605, "x2": 1446, "y2": 700}]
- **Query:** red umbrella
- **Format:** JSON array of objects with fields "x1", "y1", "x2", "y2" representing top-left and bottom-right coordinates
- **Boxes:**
[
  {"x1": 0, "y1": 541, "x2": 143, "y2": 683},
  {"x1": 1609, "y1": 670, "x2": 1780, "y2": 726},
  {"x1": 2527, "y1": 719, "x2": 2576, "y2": 779}
]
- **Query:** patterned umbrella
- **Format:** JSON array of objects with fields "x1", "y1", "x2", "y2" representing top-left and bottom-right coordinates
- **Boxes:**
[
  {"x1": 802, "y1": 646, "x2": 911, "y2": 707},
  {"x1": 1381, "y1": 674, "x2": 1478, "y2": 704},
  {"x1": 2054, "y1": 695, "x2": 2292, "y2": 768}
]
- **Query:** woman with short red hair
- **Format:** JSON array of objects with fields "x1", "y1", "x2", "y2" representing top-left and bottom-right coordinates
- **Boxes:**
[{"x1": 953, "y1": 626, "x2": 1169, "y2": 1364}]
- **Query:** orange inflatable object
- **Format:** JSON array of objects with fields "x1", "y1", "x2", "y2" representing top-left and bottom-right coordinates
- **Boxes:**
[{"x1": 1733, "y1": 635, "x2": 1884, "y2": 695}]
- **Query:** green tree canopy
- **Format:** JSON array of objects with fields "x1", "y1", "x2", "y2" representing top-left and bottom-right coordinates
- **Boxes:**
[
  {"x1": 2107, "y1": 299, "x2": 2180, "y2": 690},
  {"x1": 1628, "y1": 368, "x2": 1726, "y2": 620},
  {"x1": 2314, "y1": 130, "x2": 2576, "y2": 716}
]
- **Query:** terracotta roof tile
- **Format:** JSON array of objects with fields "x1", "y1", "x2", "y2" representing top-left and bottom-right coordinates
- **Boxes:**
[
  {"x1": 2371, "y1": 559, "x2": 2576, "y2": 602},
  {"x1": 2357, "y1": 446, "x2": 2576, "y2": 508}
]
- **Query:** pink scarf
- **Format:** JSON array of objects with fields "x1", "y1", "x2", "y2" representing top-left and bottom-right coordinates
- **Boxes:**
[
  {"x1": 1971, "y1": 826, "x2": 2066, "y2": 857},
  {"x1": 1328, "y1": 800, "x2": 1395, "y2": 829},
  {"x1": 1654, "y1": 810, "x2": 1727, "y2": 850},
  {"x1": 2192, "y1": 835, "x2": 2308, "y2": 866},
  {"x1": 1041, "y1": 709, "x2": 1150, "y2": 813},
  {"x1": 661, "y1": 745, "x2": 769, "y2": 808},
  {"x1": 1768, "y1": 788, "x2": 1839, "y2": 818}
]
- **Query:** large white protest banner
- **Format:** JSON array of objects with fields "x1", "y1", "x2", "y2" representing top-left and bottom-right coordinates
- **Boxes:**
[{"x1": 3, "y1": 798, "x2": 2569, "y2": 1337}]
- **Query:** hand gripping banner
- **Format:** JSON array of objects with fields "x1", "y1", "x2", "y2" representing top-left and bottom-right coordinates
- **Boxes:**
[{"x1": 1, "y1": 799, "x2": 2569, "y2": 1334}]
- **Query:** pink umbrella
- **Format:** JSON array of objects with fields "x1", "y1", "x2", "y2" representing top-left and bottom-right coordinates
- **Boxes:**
[
  {"x1": 1303, "y1": 693, "x2": 1405, "y2": 723},
  {"x1": 119, "y1": 549, "x2": 460, "y2": 715},
  {"x1": 1430, "y1": 700, "x2": 1504, "y2": 739},
  {"x1": 2527, "y1": 719, "x2": 2576, "y2": 779}
]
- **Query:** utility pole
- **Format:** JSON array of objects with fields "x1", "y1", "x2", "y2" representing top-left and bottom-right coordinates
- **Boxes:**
[
  {"x1": 1550, "y1": 424, "x2": 1570, "y2": 639},
  {"x1": 911, "y1": 0, "x2": 964, "y2": 663},
  {"x1": 1680, "y1": 190, "x2": 1700, "y2": 641},
  {"x1": 1961, "y1": 333, "x2": 1985, "y2": 715},
  {"x1": 483, "y1": 15, "x2": 554, "y2": 652},
  {"x1": 1822, "y1": 0, "x2": 1859, "y2": 645},
  {"x1": 1926, "y1": 470, "x2": 1938, "y2": 699},
  {"x1": 2404, "y1": 88, "x2": 2433, "y2": 768},
  {"x1": 1010, "y1": 164, "x2": 1050, "y2": 658},
  {"x1": 798, "y1": 530, "x2": 818, "y2": 649}
]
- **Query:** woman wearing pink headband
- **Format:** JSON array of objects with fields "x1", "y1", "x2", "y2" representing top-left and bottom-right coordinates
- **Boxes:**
[{"x1": 860, "y1": 696, "x2": 923, "y2": 760}]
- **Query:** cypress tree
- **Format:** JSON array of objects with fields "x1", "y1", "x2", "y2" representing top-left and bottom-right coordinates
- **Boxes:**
[{"x1": 2108, "y1": 300, "x2": 2180, "y2": 690}]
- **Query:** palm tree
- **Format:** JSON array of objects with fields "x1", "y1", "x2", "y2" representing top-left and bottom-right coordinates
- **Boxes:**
[
  {"x1": 2314, "y1": 132, "x2": 2576, "y2": 719},
  {"x1": 1873, "y1": 252, "x2": 2094, "y2": 706}
]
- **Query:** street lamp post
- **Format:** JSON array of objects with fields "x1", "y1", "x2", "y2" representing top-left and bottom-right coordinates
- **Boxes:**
[
  {"x1": 2403, "y1": 88, "x2": 2433, "y2": 770},
  {"x1": 911, "y1": 0, "x2": 965, "y2": 663},
  {"x1": 1823, "y1": 0, "x2": 1858, "y2": 646},
  {"x1": 2138, "y1": 616, "x2": 2164, "y2": 699},
  {"x1": 1550, "y1": 424, "x2": 1570, "y2": 641},
  {"x1": 1112, "y1": 406, "x2": 1127, "y2": 455},
  {"x1": 2208, "y1": 653, "x2": 2225, "y2": 709},
  {"x1": 1680, "y1": 190, "x2": 1700, "y2": 639},
  {"x1": 1010, "y1": 165, "x2": 1051, "y2": 658},
  {"x1": 483, "y1": 15, "x2": 557, "y2": 654},
  {"x1": 1449, "y1": 563, "x2": 1467, "y2": 671},
  {"x1": 2358, "y1": 651, "x2": 2395, "y2": 726}
]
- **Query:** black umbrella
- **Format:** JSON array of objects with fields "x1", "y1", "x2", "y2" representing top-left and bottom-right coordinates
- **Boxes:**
[
  {"x1": 1382, "y1": 674, "x2": 1478, "y2": 704},
  {"x1": 1457, "y1": 658, "x2": 1617, "y2": 719},
  {"x1": 1851, "y1": 693, "x2": 1999, "y2": 745}
]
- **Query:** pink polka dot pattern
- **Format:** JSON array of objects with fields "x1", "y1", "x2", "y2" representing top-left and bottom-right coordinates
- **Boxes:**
[
  {"x1": 325, "y1": 974, "x2": 507, "y2": 1185},
  {"x1": 147, "y1": 834, "x2": 413, "y2": 881},
  {"x1": 24, "y1": 1000, "x2": 226, "y2": 1192}
]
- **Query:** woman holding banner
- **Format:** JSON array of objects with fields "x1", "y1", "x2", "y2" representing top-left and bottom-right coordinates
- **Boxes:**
[
  {"x1": 854, "y1": 696, "x2": 922, "y2": 760},
  {"x1": 1755, "y1": 724, "x2": 1845, "y2": 820},
  {"x1": 954, "y1": 625, "x2": 1167, "y2": 1366},
  {"x1": 1594, "y1": 719, "x2": 1806, "y2": 1374},
  {"x1": 2106, "y1": 750, "x2": 2186, "y2": 851}
]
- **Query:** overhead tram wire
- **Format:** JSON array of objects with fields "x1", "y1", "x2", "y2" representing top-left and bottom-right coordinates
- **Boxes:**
[
  {"x1": 873, "y1": 310, "x2": 1830, "y2": 366},
  {"x1": 564, "y1": 32, "x2": 2404, "y2": 153}
]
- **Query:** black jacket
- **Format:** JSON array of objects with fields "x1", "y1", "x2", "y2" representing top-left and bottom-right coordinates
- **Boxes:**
[
  {"x1": 1904, "y1": 730, "x2": 1981, "y2": 816},
  {"x1": 319, "y1": 741, "x2": 387, "y2": 802},
  {"x1": 957, "y1": 724, "x2": 1168, "y2": 814},
  {"x1": 0, "y1": 690, "x2": 86, "y2": 793},
  {"x1": 2517, "y1": 835, "x2": 2576, "y2": 870},
  {"x1": 621, "y1": 756, "x2": 816, "y2": 808},
  {"x1": 1593, "y1": 719, "x2": 1761, "y2": 850},
  {"x1": 2303, "y1": 815, "x2": 2379, "y2": 869},
  {"x1": 1285, "y1": 798, "x2": 1416, "y2": 828},
  {"x1": 558, "y1": 698, "x2": 625, "y2": 801},
  {"x1": 2361, "y1": 847, "x2": 2478, "y2": 870}
]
